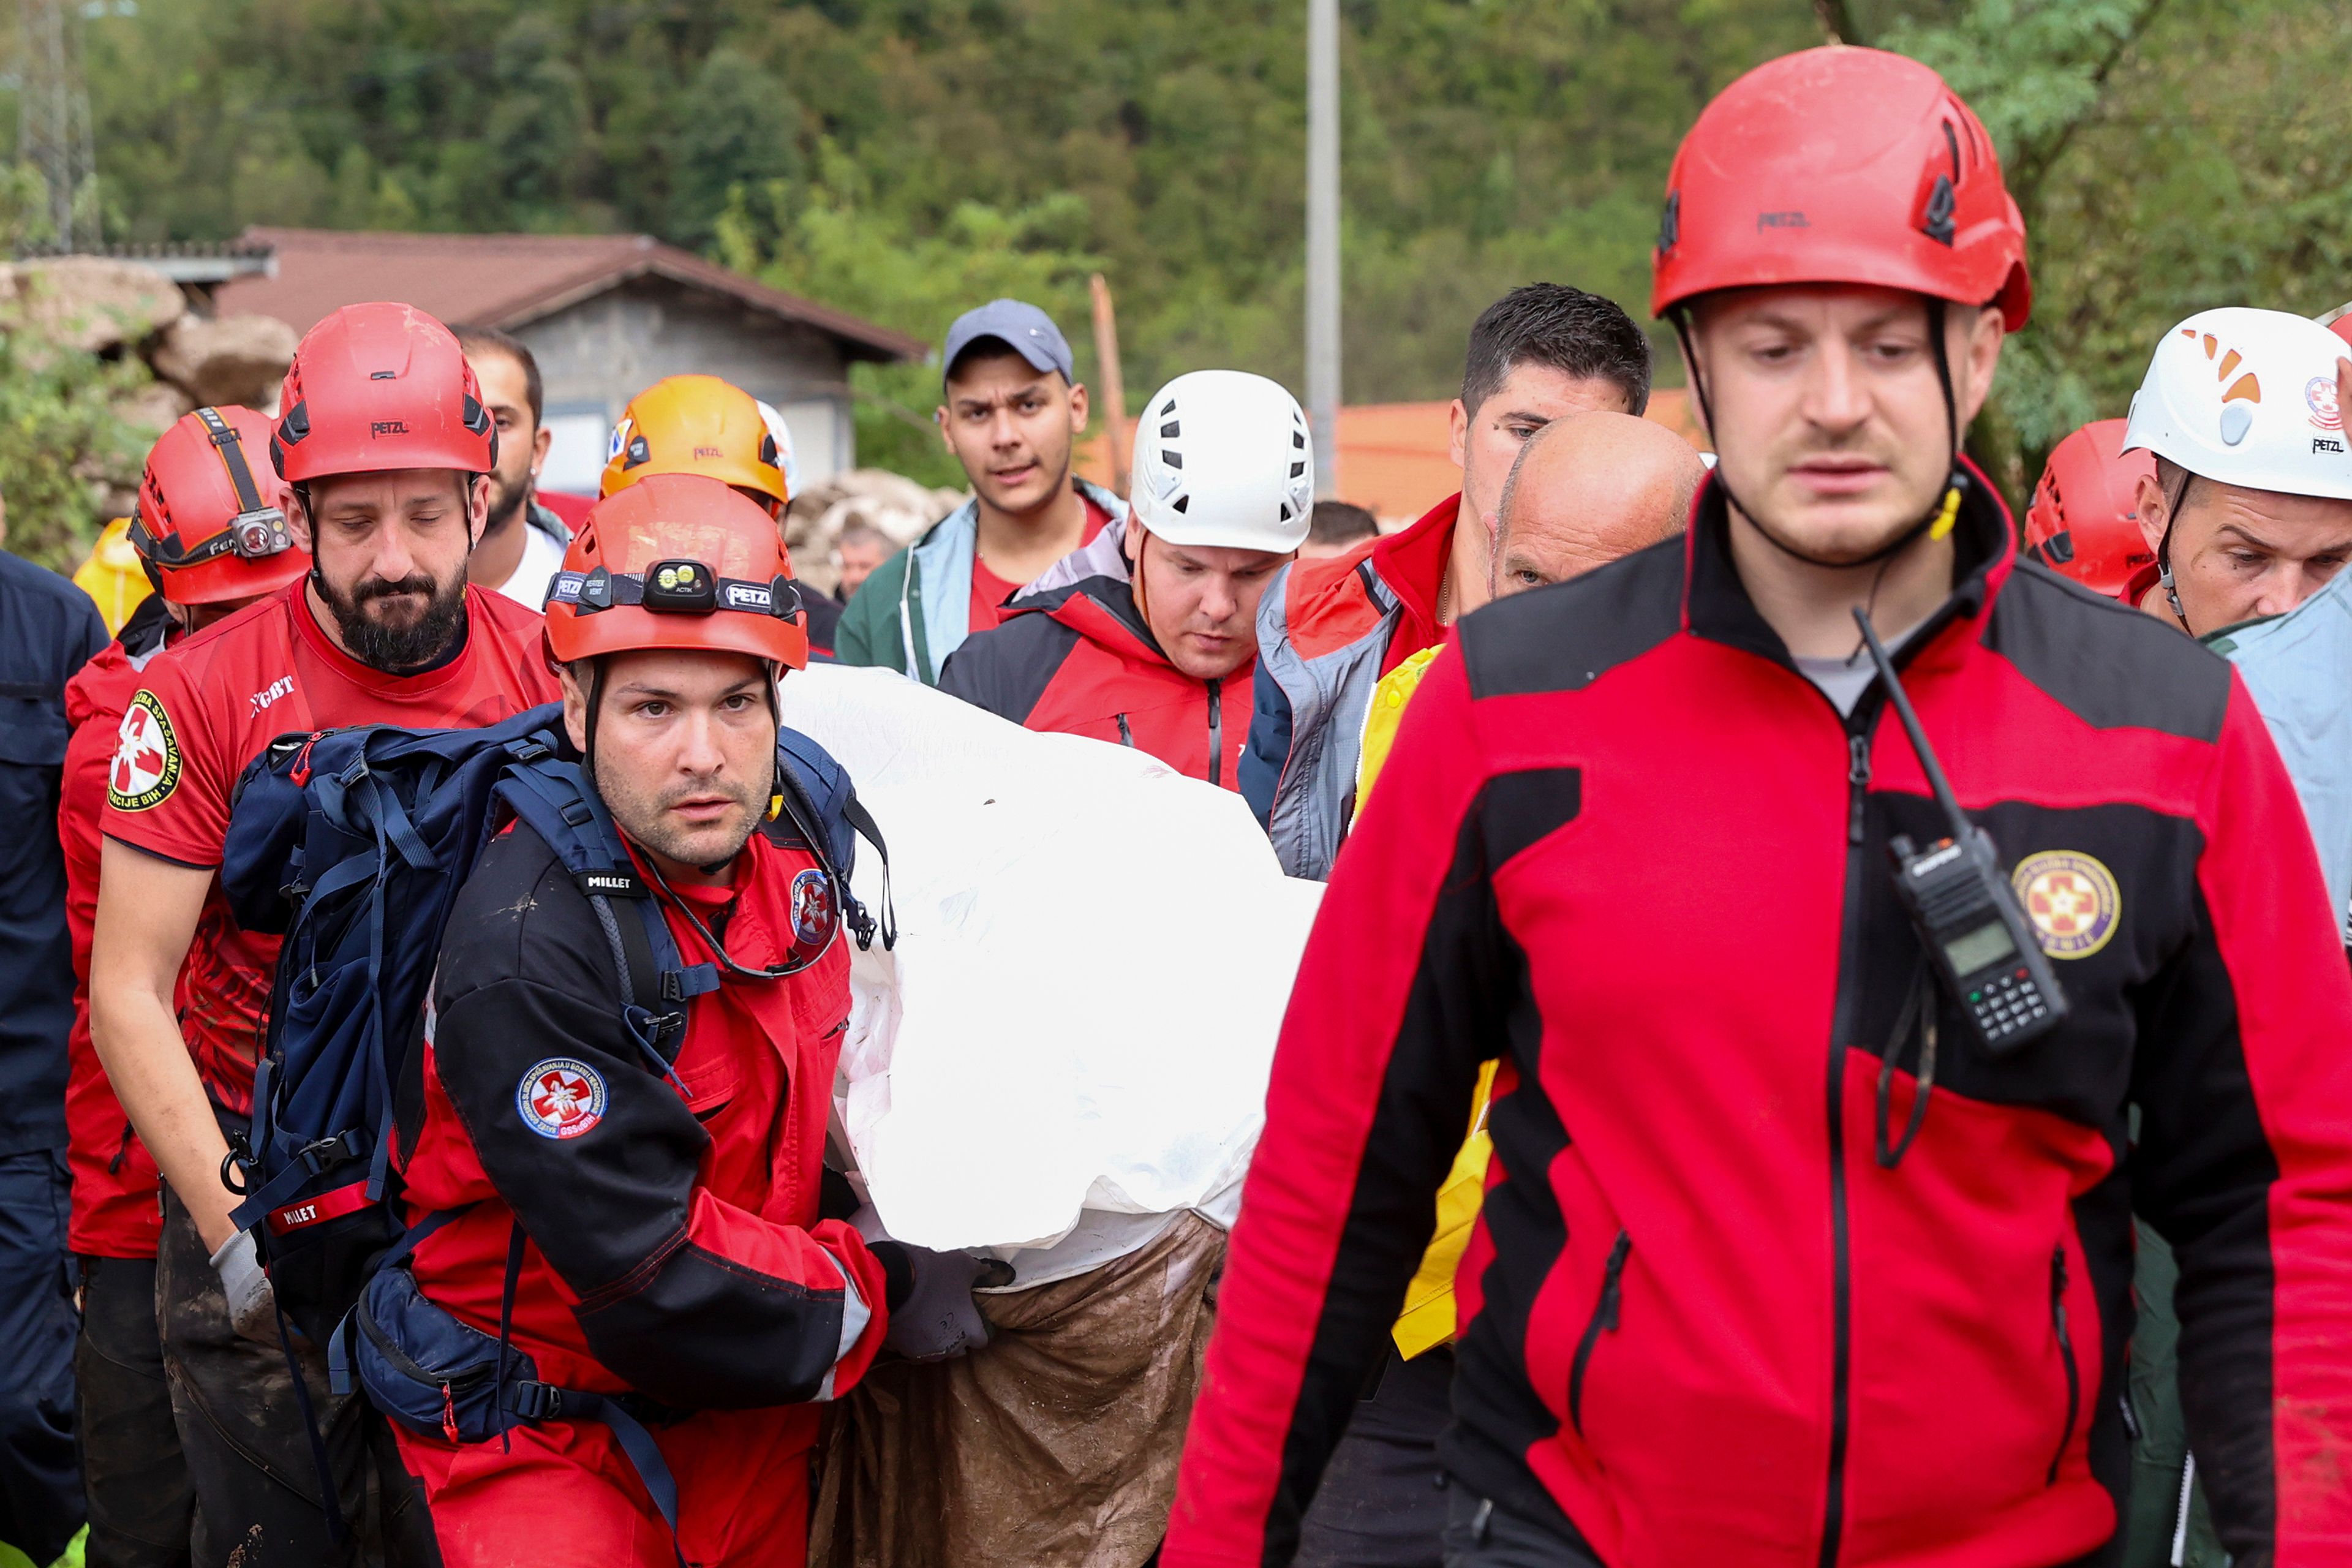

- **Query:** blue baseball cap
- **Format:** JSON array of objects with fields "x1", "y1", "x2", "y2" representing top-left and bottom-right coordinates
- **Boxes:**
[{"x1": 941, "y1": 300, "x2": 1075, "y2": 385}]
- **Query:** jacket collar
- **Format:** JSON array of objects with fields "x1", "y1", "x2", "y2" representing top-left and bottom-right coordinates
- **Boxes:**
[
  {"x1": 1682, "y1": 458, "x2": 2016, "y2": 674},
  {"x1": 1365, "y1": 492, "x2": 1461, "y2": 651}
]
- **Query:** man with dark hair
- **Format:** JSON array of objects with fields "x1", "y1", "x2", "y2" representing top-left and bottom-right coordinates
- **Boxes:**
[
  {"x1": 836, "y1": 300, "x2": 1128, "y2": 684},
  {"x1": 1240, "y1": 283, "x2": 1651, "y2": 881},
  {"x1": 1300, "y1": 500, "x2": 1379, "y2": 560},
  {"x1": 454, "y1": 325, "x2": 571, "y2": 609}
]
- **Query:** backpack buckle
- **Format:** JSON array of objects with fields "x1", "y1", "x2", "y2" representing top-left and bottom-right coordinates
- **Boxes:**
[
  {"x1": 507, "y1": 1381, "x2": 564, "y2": 1421},
  {"x1": 298, "y1": 1131, "x2": 367, "y2": 1175}
]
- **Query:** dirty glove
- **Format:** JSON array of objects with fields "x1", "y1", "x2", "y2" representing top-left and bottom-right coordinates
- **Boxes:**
[
  {"x1": 209, "y1": 1228, "x2": 279, "y2": 1346},
  {"x1": 851, "y1": 1207, "x2": 1012, "y2": 1362}
]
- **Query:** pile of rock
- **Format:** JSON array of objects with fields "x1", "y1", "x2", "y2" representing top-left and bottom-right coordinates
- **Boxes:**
[
  {"x1": 785, "y1": 467, "x2": 966, "y2": 596},
  {"x1": 2, "y1": 256, "x2": 298, "y2": 515}
]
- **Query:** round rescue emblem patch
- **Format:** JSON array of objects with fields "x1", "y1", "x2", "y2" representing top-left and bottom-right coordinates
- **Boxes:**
[
  {"x1": 2011, "y1": 851, "x2": 2121, "y2": 960},
  {"x1": 790, "y1": 867, "x2": 835, "y2": 948},
  {"x1": 108, "y1": 691, "x2": 182, "y2": 812},
  {"x1": 516, "y1": 1058, "x2": 608, "y2": 1140}
]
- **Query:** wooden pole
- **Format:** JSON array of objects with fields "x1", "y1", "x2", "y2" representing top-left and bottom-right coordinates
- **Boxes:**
[{"x1": 1089, "y1": 273, "x2": 1132, "y2": 496}]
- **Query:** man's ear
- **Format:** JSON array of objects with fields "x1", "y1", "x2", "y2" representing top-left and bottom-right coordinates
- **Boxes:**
[
  {"x1": 935, "y1": 405, "x2": 954, "y2": 456},
  {"x1": 1067, "y1": 380, "x2": 1090, "y2": 435},
  {"x1": 1956, "y1": 306, "x2": 2008, "y2": 427},
  {"x1": 466, "y1": 473, "x2": 493, "y2": 549},
  {"x1": 2133, "y1": 471, "x2": 2169, "y2": 559},
  {"x1": 557, "y1": 661, "x2": 590, "y2": 754},
  {"x1": 1446, "y1": 398, "x2": 1469, "y2": 470},
  {"x1": 529, "y1": 423, "x2": 552, "y2": 480},
  {"x1": 286, "y1": 485, "x2": 315, "y2": 552}
]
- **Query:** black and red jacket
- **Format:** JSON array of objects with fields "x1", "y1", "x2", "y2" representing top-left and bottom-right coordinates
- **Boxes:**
[
  {"x1": 1165, "y1": 472, "x2": 2352, "y2": 1566},
  {"x1": 937, "y1": 529, "x2": 1250, "y2": 790},
  {"x1": 396, "y1": 816, "x2": 890, "y2": 1433}
]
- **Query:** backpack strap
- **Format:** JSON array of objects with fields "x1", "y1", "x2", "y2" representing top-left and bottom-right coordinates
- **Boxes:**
[
  {"x1": 768, "y1": 741, "x2": 896, "y2": 952},
  {"x1": 493, "y1": 758, "x2": 719, "y2": 1076}
]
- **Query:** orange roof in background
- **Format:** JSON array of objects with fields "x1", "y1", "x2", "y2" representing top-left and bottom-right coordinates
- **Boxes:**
[{"x1": 1076, "y1": 389, "x2": 1708, "y2": 525}]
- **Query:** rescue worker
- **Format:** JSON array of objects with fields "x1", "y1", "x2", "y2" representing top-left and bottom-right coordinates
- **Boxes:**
[
  {"x1": 2110, "y1": 313, "x2": 2352, "y2": 1568},
  {"x1": 601, "y1": 373, "x2": 842, "y2": 656},
  {"x1": 1294, "y1": 410, "x2": 1703, "y2": 1568},
  {"x1": 89, "y1": 301, "x2": 561, "y2": 1568},
  {"x1": 936, "y1": 369, "x2": 1310, "y2": 788},
  {"x1": 62, "y1": 407, "x2": 309, "y2": 1568},
  {"x1": 455, "y1": 325, "x2": 572, "y2": 609},
  {"x1": 391, "y1": 475, "x2": 985, "y2": 1566},
  {"x1": 1166, "y1": 47, "x2": 2352, "y2": 1568},
  {"x1": 2020, "y1": 419, "x2": 2155, "y2": 599},
  {"x1": 2123, "y1": 307, "x2": 2352, "y2": 638},
  {"x1": 0, "y1": 523, "x2": 105, "y2": 1568},
  {"x1": 835, "y1": 300, "x2": 1128, "y2": 682},
  {"x1": 1241, "y1": 284, "x2": 1654, "y2": 878}
]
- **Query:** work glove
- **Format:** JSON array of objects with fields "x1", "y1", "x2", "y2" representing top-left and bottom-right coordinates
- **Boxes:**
[
  {"x1": 208, "y1": 1228, "x2": 280, "y2": 1346},
  {"x1": 851, "y1": 1207, "x2": 1012, "y2": 1362}
]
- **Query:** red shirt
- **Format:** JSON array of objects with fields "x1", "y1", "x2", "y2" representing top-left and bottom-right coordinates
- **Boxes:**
[
  {"x1": 102, "y1": 582, "x2": 560, "y2": 1114},
  {"x1": 967, "y1": 492, "x2": 1114, "y2": 636},
  {"x1": 62, "y1": 627, "x2": 176, "y2": 1256}
]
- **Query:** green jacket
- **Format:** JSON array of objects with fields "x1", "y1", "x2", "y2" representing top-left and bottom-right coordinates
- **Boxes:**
[
  {"x1": 2124, "y1": 1221, "x2": 2227, "y2": 1567},
  {"x1": 835, "y1": 477, "x2": 1128, "y2": 684}
]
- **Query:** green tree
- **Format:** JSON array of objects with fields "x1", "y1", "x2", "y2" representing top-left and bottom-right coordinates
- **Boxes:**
[
  {"x1": 0, "y1": 327, "x2": 152, "y2": 571},
  {"x1": 666, "y1": 50, "x2": 806, "y2": 251}
]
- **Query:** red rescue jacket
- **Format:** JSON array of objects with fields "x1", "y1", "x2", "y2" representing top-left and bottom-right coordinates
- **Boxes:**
[
  {"x1": 937, "y1": 528, "x2": 1250, "y2": 789},
  {"x1": 61, "y1": 597, "x2": 175, "y2": 1257},
  {"x1": 1167, "y1": 470, "x2": 2352, "y2": 1567},
  {"x1": 399, "y1": 815, "x2": 889, "y2": 1448}
]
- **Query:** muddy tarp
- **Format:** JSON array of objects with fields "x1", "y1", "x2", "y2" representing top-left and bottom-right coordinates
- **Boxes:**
[{"x1": 811, "y1": 1213, "x2": 1224, "y2": 1568}]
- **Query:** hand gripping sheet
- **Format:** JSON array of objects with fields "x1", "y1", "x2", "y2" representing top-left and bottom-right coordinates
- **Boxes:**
[{"x1": 782, "y1": 664, "x2": 1322, "y2": 1252}]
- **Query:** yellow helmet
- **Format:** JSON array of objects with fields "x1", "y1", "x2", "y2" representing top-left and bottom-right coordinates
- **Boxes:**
[{"x1": 600, "y1": 374, "x2": 791, "y2": 510}]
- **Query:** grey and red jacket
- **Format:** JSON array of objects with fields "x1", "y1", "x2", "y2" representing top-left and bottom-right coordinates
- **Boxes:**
[
  {"x1": 1239, "y1": 495, "x2": 1458, "y2": 878},
  {"x1": 1165, "y1": 470, "x2": 2352, "y2": 1566},
  {"x1": 938, "y1": 526, "x2": 1250, "y2": 790}
]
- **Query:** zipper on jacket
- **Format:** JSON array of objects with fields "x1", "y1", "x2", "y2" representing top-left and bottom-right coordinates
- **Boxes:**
[
  {"x1": 1115, "y1": 713, "x2": 1134, "y2": 748},
  {"x1": 1206, "y1": 678, "x2": 1224, "y2": 788},
  {"x1": 2048, "y1": 1245, "x2": 2079, "y2": 1485},
  {"x1": 1819, "y1": 707, "x2": 1877, "y2": 1568},
  {"x1": 1568, "y1": 1230, "x2": 1632, "y2": 1437}
]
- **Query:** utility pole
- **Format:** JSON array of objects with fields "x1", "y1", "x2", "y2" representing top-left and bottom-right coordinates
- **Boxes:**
[
  {"x1": 17, "y1": 0, "x2": 98, "y2": 251},
  {"x1": 1304, "y1": 0, "x2": 1340, "y2": 498}
]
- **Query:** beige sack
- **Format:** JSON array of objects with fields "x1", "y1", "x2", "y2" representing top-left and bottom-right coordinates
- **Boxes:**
[{"x1": 812, "y1": 1214, "x2": 1224, "y2": 1568}]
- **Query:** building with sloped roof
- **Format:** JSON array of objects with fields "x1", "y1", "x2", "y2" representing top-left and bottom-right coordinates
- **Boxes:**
[{"x1": 213, "y1": 226, "x2": 925, "y2": 495}]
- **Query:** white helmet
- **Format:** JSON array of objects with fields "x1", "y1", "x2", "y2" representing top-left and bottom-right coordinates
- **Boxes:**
[
  {"x1": 2120, "y1": 307, "x2": 2352, "y2": 501},
  {"x1": 1129, "y1": 370, "x2": 1314, "y2": 553},
  {"x1": 755, "y1": 400, "x2": 802, "y2": 504}
]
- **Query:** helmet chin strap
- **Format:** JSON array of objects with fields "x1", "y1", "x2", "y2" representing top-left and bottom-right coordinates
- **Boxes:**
[
  {"x1": 1672, "y1": 302, "x2": 1968, "y2": 576},
  {"x1": 2155, "y1": 469, "x2": 2195, "y2": 631}
]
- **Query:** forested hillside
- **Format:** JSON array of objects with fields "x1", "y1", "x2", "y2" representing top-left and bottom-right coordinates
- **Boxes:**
[{"x1": 9, "y1": 0, "x2": 2352, "y2": 493}]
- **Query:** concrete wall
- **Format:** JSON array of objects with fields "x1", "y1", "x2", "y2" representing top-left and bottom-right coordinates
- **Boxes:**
[{"x1": 519, "y1": 277, "x2": 856, "y2": 496}]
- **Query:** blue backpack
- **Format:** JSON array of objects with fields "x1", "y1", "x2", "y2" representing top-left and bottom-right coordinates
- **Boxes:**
[{"x1": 218, "y1": 701, "x2": 886, "y2": 1536}]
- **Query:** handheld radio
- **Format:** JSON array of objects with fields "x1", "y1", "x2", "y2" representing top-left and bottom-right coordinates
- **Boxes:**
[{"x1": 1853, "y1": 609, "x2": 2066, "y2": 1057}]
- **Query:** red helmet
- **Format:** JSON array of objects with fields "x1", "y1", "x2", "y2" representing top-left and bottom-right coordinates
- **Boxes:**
[
  {"x1": 1652, "y1": 47, "x2": 2030, "y2": 330},
  {"x1": 544, "y1": 474, "x2": 809, "y2": 669},
  {"x1": 2022, "y1": 419, "x2": 2156, "y2": 598},
  {"x1": 130, "y1": 407, "x2": 311, "y2": 605},
  {"x1": 2328, "y1": 314, "x2": 2352, "y2": 352},
  {"x1": 271, "y1": 303, "x2": 496, "y2": 484}
]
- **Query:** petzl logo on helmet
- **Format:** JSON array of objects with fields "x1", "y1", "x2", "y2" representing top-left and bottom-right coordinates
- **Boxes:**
[
  {"x1": 790, "y1": 867, "x2": 835, "y2": 948},
  {"x1": 2011, "y1": 851, "x2": 2120, "y2": 960},
  {"x1": 1756, "y1": 210, "x2": 1809, "y2": 232},
  {"x1": 607, "y1": 418, "x2": 631, "y2": 462},
  {"x1": 2305, "y1": 375, "x2": 2342, "y2": 433},
  {"x1": 516, "y1": 1058, "x2": 607, "y2": 1140},
  {"x1": 371, "y1": 420, "x2": 409, "y2": 437},
  {"x1": 108, "y1": 691, "x2": 182, "y2": 812}
]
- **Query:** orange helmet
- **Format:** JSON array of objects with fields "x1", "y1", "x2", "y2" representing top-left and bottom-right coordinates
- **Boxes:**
[
  {"x1": 600, "y1": 375, "x2": 791, "y2": 511},
  {"x1": 2022, "y1": 420, "x2": 2156, "y2": 598},
  {"x1": 130, "y1": 407, "x2": 311, "y2": 604},
  {"x1": 545, "y1": 474, "x2": 808, "y2": 669}
]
